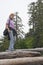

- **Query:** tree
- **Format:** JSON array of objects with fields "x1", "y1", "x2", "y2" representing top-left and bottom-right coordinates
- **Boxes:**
[
  {"x1": 28, "y1": 2, "x2": 36, "y2": 35},
  {"x1": 14, "y1": 12, "x2": 24, "y2": 39},
  {"x1": 28, "y1": 0, "x2": 43, "y2": 47}
]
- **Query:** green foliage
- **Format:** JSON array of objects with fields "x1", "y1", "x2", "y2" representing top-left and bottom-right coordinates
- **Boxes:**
[
  {"x1": 15, "y1": 36, "x2": 33, "y2": 49},
  {"x1": 0, "y1": 36, "x2": 34, "y2": 51},
  {"x1": 28, "y1": 0, "x2": 43, "y2": 48},
  {"x1": 0, "y1": 36, "x2": 9, "y2": 51},
  {"x1": 15, "y1": 39, "x2": 28, "y2": 49},
  {"x1": 24, "y1": 37, "x2": 33, "y2": 48}
]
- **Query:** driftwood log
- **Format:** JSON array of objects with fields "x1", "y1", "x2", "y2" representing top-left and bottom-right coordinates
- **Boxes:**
[
  {"x1": 0, "y1": 57, "x2": 43, "y2": 65},
  {"x1": 17, "y1": 48, "x2": 43, "y2": 52},
  {"x1": 0, "y1": 50, "x2": 41, "y2": 59}
]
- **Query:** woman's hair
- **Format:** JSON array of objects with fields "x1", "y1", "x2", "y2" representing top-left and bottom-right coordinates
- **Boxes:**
[{"x1": 9, "y1": 13, "x2": 14, "y2": 19}]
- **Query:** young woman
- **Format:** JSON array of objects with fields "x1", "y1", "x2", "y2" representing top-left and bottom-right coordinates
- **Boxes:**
[{"x1": 6, "y1": 13, "x2": 16, "y2": 51}]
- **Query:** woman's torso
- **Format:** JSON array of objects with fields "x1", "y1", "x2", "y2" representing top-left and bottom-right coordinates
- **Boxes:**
[{"x1": 6, "y1": 18, "x2": 15, "y2": 30}]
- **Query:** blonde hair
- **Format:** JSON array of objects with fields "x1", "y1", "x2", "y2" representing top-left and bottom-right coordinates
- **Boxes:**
[{"x1": 9, "y1": 13, "x2": 14, "y2": 18}]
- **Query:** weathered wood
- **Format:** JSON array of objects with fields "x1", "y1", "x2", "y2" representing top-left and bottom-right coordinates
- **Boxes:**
[
  {"x1": 0, "y1": 50, "x2": 41, "y2": 59},
  {"x1": 16, "y1": 48, "x2": 43, "y2": 52},
  {"x1": 0, "y1": 57, "x2": 43, "y2": 65}
]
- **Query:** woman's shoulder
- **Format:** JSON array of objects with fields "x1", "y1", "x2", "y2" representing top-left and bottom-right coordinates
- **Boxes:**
[
  {"x1": 7, "y1": 18, "x2": 10, "y2": 21},
  {"x1": 6, "y1": 18, "x2": 10, "y2": 24}
]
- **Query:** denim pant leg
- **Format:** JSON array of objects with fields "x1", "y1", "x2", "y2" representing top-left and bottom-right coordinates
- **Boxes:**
[{"x1": 8, "y1": 30, "x2": 15, "y2": 50}]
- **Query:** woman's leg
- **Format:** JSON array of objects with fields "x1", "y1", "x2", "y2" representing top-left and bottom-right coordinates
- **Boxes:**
[{"x1": 8, "y1": 30, "x2": 15, "y2": 51}]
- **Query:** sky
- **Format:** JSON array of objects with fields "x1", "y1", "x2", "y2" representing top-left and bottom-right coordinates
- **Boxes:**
[{"x1": 0, "y1": 0, "x2": 37, "y2": 38}]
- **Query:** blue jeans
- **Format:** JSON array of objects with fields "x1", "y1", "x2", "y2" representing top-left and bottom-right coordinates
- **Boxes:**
[{"x1": 8, "y1": 30, "x2": 15, "y2": 51}]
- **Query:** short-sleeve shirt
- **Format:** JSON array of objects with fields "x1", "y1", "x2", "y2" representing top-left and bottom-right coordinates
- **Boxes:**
[{"x1": 6, "y1": 18, "x2": 15, "y2": 29}]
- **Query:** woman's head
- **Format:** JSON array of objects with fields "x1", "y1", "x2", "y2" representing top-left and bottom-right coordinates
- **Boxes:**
[{"x1": 9, "y1": 13, "x2": 14, "y2": 20}]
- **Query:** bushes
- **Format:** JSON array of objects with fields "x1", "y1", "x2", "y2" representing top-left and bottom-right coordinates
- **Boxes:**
[
  {"x1": 15, "y1": 37, "x2": 34, "y2": 49},
  {"x1": 0, "y1": 36, "x2": 34, "y2": 51},
  {"x1": 15, "y1": 39, "x2": 28, "y2": 49},
  {"x1": 0, "y1": 36, "x2": 9, "y2": 51}
]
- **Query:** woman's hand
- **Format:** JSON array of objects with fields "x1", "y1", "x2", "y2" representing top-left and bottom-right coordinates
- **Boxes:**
[
  {"x1": 6, "y1": 23, "x2": 11, "y2": 32},
  {"x1": 8, "y1": 28, "x2": 11, "y2": 32}
]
